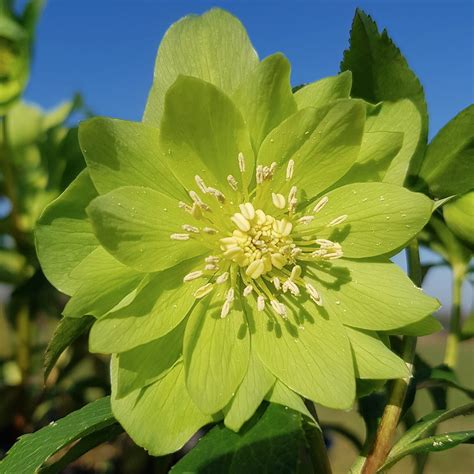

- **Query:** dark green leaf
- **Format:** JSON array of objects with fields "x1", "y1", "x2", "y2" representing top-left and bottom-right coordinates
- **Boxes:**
[
  {"x1": 340, "y1": 9, "x2": 428, "y2": 183},
  {"x1": 0, "y1": 397, "x2": 116, "y2": 473},
  {"x1": 171, "y1": 404, "x2": 309, "y2": 473},
  {"x1": 381, "y1": 430, "x2": 474, "y2": 471},
  {"x1": 417, "y1": 364, "x2": 474, "y2": 399},
  {"x1": 43, "y1": 315, "x2": 95, "y2": 381}
]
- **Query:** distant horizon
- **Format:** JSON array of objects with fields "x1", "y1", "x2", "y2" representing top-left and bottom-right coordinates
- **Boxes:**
[{"x1": 24, "y1": 0, "x2": 473, "y2": 315}]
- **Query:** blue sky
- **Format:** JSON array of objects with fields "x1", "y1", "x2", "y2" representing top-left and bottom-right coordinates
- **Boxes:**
[{"x1": 25, "y1": 0, "x2": 473, "y2": 314}]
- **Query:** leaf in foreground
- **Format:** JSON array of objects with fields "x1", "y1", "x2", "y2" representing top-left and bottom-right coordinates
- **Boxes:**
[{"x1": 0, "y1": 397, "x2": 117, "y2": 473}]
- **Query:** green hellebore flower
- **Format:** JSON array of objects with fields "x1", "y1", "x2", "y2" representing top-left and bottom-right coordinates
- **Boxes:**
[{"x1": 36, "y1": 9, "x2": 441, "y2": 456}]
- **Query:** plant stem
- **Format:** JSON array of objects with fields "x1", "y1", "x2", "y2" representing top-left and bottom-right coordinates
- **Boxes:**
[
  {"x1": 443, "y1": 266, "x2": 465, "y2": 368},
  {"x1": 15, "y1": 300, "x2": 30, "y2": 383},
  {"x1": 305, "y1": 401, "x2": 333, "y2": 474},
  {"x1": 361, "y1": 239, "x2": 421, "y2": 474}
]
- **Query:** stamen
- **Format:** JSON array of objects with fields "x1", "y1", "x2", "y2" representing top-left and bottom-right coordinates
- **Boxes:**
[
  {"x1": 306, "y1": 283, "x2": 323, "y2": 306},
  {"x1": 313, "y1": 196, "x2": 329, "y2": 213},
  {"x1": 257, "y1": 295, "x2": 265, "y2": 311},
  {"x1": 238, "y1": 152, "x2": 246, "y2": 173},
  {"x1": 216, "y1": 272, "x2": 229, "y2": 284},
  {"x1": 178, "y1": 201, "x2": 192, "y2": 213},
  {"x1": 205, "y1": 264, "x2": 219, "y2": 271},
  {"x1": 205, "y1": 256, "x2": 220, "y2": 264},
  {"x1": 246, "y1": 259, "x2": 265, "y2": 279},
  {"x1": 170, "y1": 233, "x2": 190, "y2": 241},
  {"x1": 207, "y1": 187, "x2": 226, "y2": 203},
  {"x1": 194, "y1": 175, "x2": 208, "y2": 193},
  {"x1": 272, "y1": 193, "x2": 286, "y2": 209},
  {"x1": 226, "y1": 288, "x2": 235, "y2": 301},
  {"x1": 297, "y1": 215, "x2": 314, "y2": 225},
  {"x1": 221, "y1": 300, "x2": 231, "y2": 318},
  {"x1": 286, "y1": 159, "x2": 295, "y2": 181},
  {"x1": 328, "y1": 214, "x2": 348, "y2": 227},
  {"x1": 256, "y1": 165, "x2": 264, "y2": 184},
  {"x1": 194, "y1": 283, "x2": 214, "y2": 299},
  {"x1": 271, "y1": 299, "x2": 287, "y2": 317},
  {"x1": 239, "y1": 202, "x2": 255, "y2": 220},
  {"x1": 243, "y1": 285, "x2": 253, "y2": 297},
  {"x1": 227, "y1": 175, "x2": 239, "y2": 191},
  {"x1": 183, "y1": 270, "x2": 203, "y2": 282},
  {"x1": 182, "y1": 224, "x2": 199, "y2": 233},
  {"x1": 203, "y1": 227, "x2": 218, "y2": 234},
  {"x1": 272, "y1": 276, "x2": 281, "y2": 290},
  {"x1": 231, "y1": 213, "x2": 251, "y2": 232}
]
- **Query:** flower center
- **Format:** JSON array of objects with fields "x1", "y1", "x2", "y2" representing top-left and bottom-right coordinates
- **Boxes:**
[{"x1": 170, "y1": 153, "x2": 348, "y2": 319}]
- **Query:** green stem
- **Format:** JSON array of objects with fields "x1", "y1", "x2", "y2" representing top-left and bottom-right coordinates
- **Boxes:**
[
  {"x1": 443, "y1": 266, "x2": 465, "y2": 368},
  {"x1": 16, "y1": 300, "x2": 30, "y2": 383},
  {"x1": 305, "y1": 402, "x2": 332, "y2": 474},
  {"x1": 361, "y1": 239, "x2": 421, "y2": 474}
]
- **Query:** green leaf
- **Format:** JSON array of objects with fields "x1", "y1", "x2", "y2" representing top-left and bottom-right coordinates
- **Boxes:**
[
  {"x1": 265, "y1": 380, "x2": 314, "y2": 420},
  {"x1": 341, "y1": 9, "x2": 427, "y2": 182},
  {"x1": 294, "y1": 71, "x2": 352, "y2": 109},
  {"x1": 298, "y1": 182, "x2": 433, "y2": 258},
  {"x1": 306, "y1": 258, "x2": 439, "y2": 331},
  {"x1": 79, "y1": 118, "x2": 188, "y2": 202},
  {"x1": 365, "y1": 99, "x2": 422, "y2": 185},
  {"x1": 334, "y1": 130, "x2": 403, "y2": 187},
  {"x1": 0, "y1": 397, "x2": 116, "y2": 473},
  {"x1": 345, "y1": 327, "x2": 408, "y2": 379},
  {"x1": 89, "y1": 259, "x2": 201, "y2": 353},
  {"x1": 87, "y1": 186, "x2": 207, "y2": 273},
  {"x1": 443, "y1": 191, "x2": 474, "y2": 249},
  {"x1": 44, "y1": 315, "x2": 94, "y2": 381},
  {"x1": 111, "y1": 359, "x2": 214, "y2": 456},
  {"x1": 390, "y1": 401, "x2": 474, "y2": 457},
  {"x1": 382, "y1": 431, "x2": 474, "y2": 471},
  {"x1": 35, "y1": 170, "x2": 99, "y2": 295},
  {"x1": 224, "y1": 352, "x2": 275, "y2": 431},
  {"x1": 184, "y1": 289, "x2": 250, "y2": 414},
  {"x1": 382, "y1": 314, "x2": 442, "y2": 336},
  {"x1": 417, "y1": 364, "x2": 474, "y2": 399},
  {"x1": 420, "y1": 105, "x2": 474, "y2": 198},
  {"x1": 63, "y1": 247, "x2": 145, "y2": 318},
  {"x1": 256, "y1": 100, "x2": 366, "y2": 204},
  {"x1": 232, "y1": 53, "x2": 296, "y2": 151},
  {"x1": 250, "y1": 295, "x2": 355, "y2": 409},
  {"x1": 144, "y1": 8, "x2": 259, "y2": 125},
  {"x1": 171, "y1": 404, "x2": 307, "y2": 474},
  {"x1": 159, "y1": 75, "x2": 254, "y2": 193},
  {"x1": 116, "y1": 320, "x2": 185, "y2": 399}
]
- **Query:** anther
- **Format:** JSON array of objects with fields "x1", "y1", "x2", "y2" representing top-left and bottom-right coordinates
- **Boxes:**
[
  {"x1": 231, "y1": 213, "x2": 251, "y2": 232},
  {"x1": 306, "y1": 283, "x2": 323, "y2": 306},
  {"x1": 297, "y1": 215, "x2": 314, "y2": 225},
  {"x1": 203, "y1": 227, "x2": 218, "y2": 234},
  {"x1": 239, "y1": 202, "x2": 255, "y2": 220},
  {"x1": 178, "y1": 201, "x2": 192, "y2": 212},
  {"x1": 272, "y1": 193, "x2": 286, "y2": 209},
  {"x1": 205, "y1": 256, "x2": 220, "y2": 264},
  {"x1": 194, "y1": 283, "x2": 214, "y2": 299},
  {"x1": 216, "y1": 272, "x2": 229, "y2": 284},
  {"x1": 272, "y1": 277, "x2": 281, "y2": 290},
  {"x1": 221, "y1": 300, "x2": 231, "y2": 318},
  {"x1": 205, "y1": 264, "x2": 219, "y2": 271},
  {"x1": 182, "y1": 224, "x2": 199, "y2": 233},
  {"x1": 227, "y1": 175, "x2": 239, "y2": 191},
  {"x1": 256, "y1": 165, "x2": 264, "y2": 184},
  {"x1": 271, "y1": 299, "x2": 287, "y2": 317},
  {"x1": 170, "y1": 233, "x2": 190, "y2": 241},
  {"x1": 243, "y1": 285, "x2": 253, "y2": 297},
  {"x1": 183, "y1": 270, "x2": 203, "y2": 282},
  {"x1": 207, "y1": 187, "x2": 226, "y2": 203},
  {"x1": 286, "y1": 159, "x2": 295, "y2": 181},
  {"x1": 257, "y1": 295, "x2": 265, "y2": 311},
  {"x1": 313, "y1": 196, "x2": 329, "y2": 213},
  {"x1": 238, "y1": 152, "x2": 246, "y2": 173},
  {"x1": 328, "y1": 214, "x2": 348, "y2": 227},
  {"x1": 194, "y1": 175, "x2": 208, "y2": 193}
]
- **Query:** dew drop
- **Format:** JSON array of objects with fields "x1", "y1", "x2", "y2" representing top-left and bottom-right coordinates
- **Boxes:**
[
  {"x1": 335, "y1": 300, "x2": 341, "y2": 305},
  {"x1": 362, "y1": 198, "x2": 368, "y2": 202},
  {"x1": 379, "y1": 196, "x2": 385, "y2": 201}
]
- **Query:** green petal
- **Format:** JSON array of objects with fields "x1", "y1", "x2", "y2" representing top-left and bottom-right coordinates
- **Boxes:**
[
  {"x1": 35, "y1": 170, "x2": 99, "y2": 295},
  {"x1": 63, "y1": 247, "x2": 145, "y2": 318},
  {"x1": 381, "y1": 315, "x2": 442, "y2": 336},
  {"x1": 79, "y1": 118, "x2": 187, "y2": 201},
  {"x1": 298, "y1": 182, "x2": 433, "y2": 258},
  {"x1": 233, "y1": 53, "x2": 296, "y2": 152},
  {"x1": 111, "y1": 358, "x2": 214, "y2": 456},
  {"x1": 306, "y1": 258, "x2": 439, "y2": 331},
  {"x1": 184, "y1": 289, "x2": 250, "y2": 414},
  {"x1": 144, "y1": 8, "x2": 259, "y2": 125},
  {"x1": 89, "y1": 259, "x2": 203, "y2": 353},
  {"x1": 265, "y1": 381, "x2": 314, "y2": 420},
  {"x1": 294, "y1": 71, "x2": 352, "y2": 109},
  {"x1": 365, "y1": 99, "x2": 422, "y2": 185},
  {"x1": 87, "y1": 186, "x2": 207, "y2": 273},
  {"x1": 334, "y1": 130, "x2": 403, "y2": 187},
  {"x1": 251, "y1": 297, "x2": 355, "y2": 409},
  {"x1": 159, "y1": 75, "x2": 254, "y2": 193},
  {"x1": 256, "y1": 100, "x2": 365, "y2": 203},
  {"x1": 346, "y1": 327, "x2": 408, "y2": 379},
  {"x1": 116, "y1": 321, "x2": 185, "y2": 399},
  {"x1": 224, "y1": 352, "x2": 275, "y2": 432}
]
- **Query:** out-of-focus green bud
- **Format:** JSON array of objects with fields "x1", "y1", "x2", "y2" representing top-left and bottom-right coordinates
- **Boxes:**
[{"x1": 0, "y1": 0, "x2": 44, "y2": 114}]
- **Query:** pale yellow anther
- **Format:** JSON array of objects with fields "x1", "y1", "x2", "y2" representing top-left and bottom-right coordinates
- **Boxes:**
[
  {"x1": 205, "y1": 255, "x2": 220, "y2": 264},
  {"x1": 286, "y1": 159, "x2": 295, "y2": 181},
  {"x1": 170, "y1": 233, "x2": 190, "y2": 241},
  {"x1": 243, "y1": 285, "x2": 253, "y2": 297},
  {"x1": 306, "y1": 283, "x2": 323, "y2": 306},
  {"x1": 271, "y1": 299, "x2": 287, "y2": 317},
  {"x1": 194, "y1": 283, "x2": 214, "y2": 299},
  {"x1": 224, "y1": 247, "x2": 242, "y2": 259},
  {"x1": 221, "y1": 300, "x2": 231, "y2": 318},
  {"x1": 202, "y1": 227, "x2": 217, "y2": 234},
  {"x1": 288, "y1": 186, "x2": 297, "y2": 203},
  {"x1": 257, "y1": 295, "x2": 266, "y2": 311},
  {"x1": 182, "y1": 224, "x2": 199, "y2": 233},
  {"x1": 246, "y1": 259, "x2": 265, "y2": 279},
  {"x1": 227, "y1": 174, "x2": 239, "y2": 191},
  {"x1": 313, "y1": 196, "x2": 329, "y2": 213},
  {"x1": 194, "y1": 175, "x2": 208, "y2": 193},
  {"x1": 205, "y1": 263, "x2": 219, "y2": 271},
  {"x1": 290, "y1": 265, "x2": 302, "y2": 280},
  {"x1": 238, "y1": 152, "x2": 246, "y2": 173},
  {"x1": 273, "y1": 277, "x2": 281, "y2": 290},
  {"x1": 239, "y1": 202, "x2": 255, "y2": 220},
  {"x1": 216, "y1": 272, "x2": 229, "y2": 284},
  {"x1": 272, "y1": 193, "x2": 286, "y2": 209},
  {"x1": 183, "y1": 270, "x2": 203, "y2": 282},
  {"x1": 207, "y1": 187, "x2": 226, "y2": 203},
  {"x1": 255, "y1": 209, "x2": 266, "y2": 225},
  {"x1": 328, "y1": 214, "x2": 348, "y2": 227},
  {"x1": 297, "y1": 215, "x2": 314, "y2": 225},
  {"x1": 231, "y1": 213, "x2": 251, "y2": 232}
]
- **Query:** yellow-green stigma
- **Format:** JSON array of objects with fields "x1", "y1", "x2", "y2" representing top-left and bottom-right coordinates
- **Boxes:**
[{"x1": 171, "y1": 153, "x2": 347, "y2": 319}]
